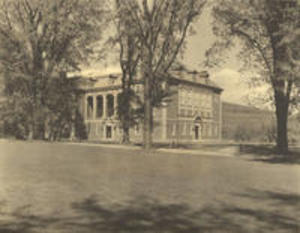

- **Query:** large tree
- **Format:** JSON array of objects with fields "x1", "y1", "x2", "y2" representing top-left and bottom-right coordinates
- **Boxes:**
[
  {"x1": 118, "y1": 0, "x2": 206, "y2": 149},
  {"x1": 206, "y1": 0, "x2": 300, "y2": 153},
  {"x1": 0, "y1": 0, "x2": 107, "y2": 139},
  {"x1": 111, "y1": 0, "x2": 143, "y2": 144}
]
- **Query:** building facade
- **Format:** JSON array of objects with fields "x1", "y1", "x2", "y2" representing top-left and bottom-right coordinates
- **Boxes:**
[{"x1": 77, "y1": 70, "x2": 223, "y2": 143}]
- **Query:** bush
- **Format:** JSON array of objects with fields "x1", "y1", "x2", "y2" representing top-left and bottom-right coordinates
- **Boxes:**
[
  {"x1": 288, "y1": 118, "x2": 300, "y2": 144},
  {"x1": 265, "y1": 124, "x2": 277, "y2": 143},
  {"x1": 234, "y1": 125, "x2": 251, "y2": 142},
  {"x1": 75, "y1": 110, "x2": 87, "y2": 140}
]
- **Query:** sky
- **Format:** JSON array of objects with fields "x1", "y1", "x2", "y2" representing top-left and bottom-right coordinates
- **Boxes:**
[
  {"x1": 81, "y1": 1, "x2": 267, "y2": 106},
  {"x1": 181, "y1": 5, "x2": 250, "y2": 105}
]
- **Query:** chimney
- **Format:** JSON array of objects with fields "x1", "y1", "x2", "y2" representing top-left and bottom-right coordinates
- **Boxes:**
[
  {"x1": 199, "y1": 71, "x2": 209, "y2": 84},
  {"x1": 199, "y1": 71, "x2": 209, "y2": 79}
]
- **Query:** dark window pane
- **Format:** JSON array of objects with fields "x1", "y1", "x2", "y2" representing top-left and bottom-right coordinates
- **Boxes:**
[
  {"x1": 96, "y1": 95, "x2": 103, "y2": 118},
  {"x1": 87, "y1": 96, "x2": 93, "y2": 119},
  {"x1": 107, "y1": 95, "x2": 114, "y2": 117}
]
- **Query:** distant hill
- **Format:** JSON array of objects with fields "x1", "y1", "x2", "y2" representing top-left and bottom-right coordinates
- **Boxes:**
[
  {"x1": 222, "y1": 102, "x2": 276, "y2": 142},
  {"x1": 288, "y1": 112, "x2": 300, "y2": 144}
]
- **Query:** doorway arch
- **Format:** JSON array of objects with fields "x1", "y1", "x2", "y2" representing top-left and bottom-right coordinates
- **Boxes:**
[{"x1": 194, "y1": 116, "x2": 202, "y2": 141}]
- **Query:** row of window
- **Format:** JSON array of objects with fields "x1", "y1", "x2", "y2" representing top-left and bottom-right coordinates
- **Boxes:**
[
  {"x1": 179, "y1": 108, "x2": 212, "y2": 118},
  {"x1": 178, "y1": 88, "x2": 213, "y2": 108},
  {"x1": 168, "y1": 122, "x2": 219, "y2": 138},
  {"x1": 87, "y1": 94, "x2": 118, "y2": 119}
]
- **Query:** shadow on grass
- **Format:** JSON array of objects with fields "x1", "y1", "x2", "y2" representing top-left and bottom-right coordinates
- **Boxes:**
[
  {"x1": 238, "y1": 144, "x2": 300, "y2": 165},
  {"x1": 236, "y1": 189, "x2": 300, "y2": 209},
  {"x1": 68, "y1": 196, "x2": 246, "y2": 233},
  {"x1": 0, "y1": 204, "x2": 59, "y2": 233},
  {"x1": 0, "y1": 191, "x2": 299, "y2": 233}
]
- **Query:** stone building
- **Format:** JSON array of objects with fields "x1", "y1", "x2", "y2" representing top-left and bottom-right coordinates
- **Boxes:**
[{"x1": 76, "y1": 69, "x2": 223, "y2": 143}]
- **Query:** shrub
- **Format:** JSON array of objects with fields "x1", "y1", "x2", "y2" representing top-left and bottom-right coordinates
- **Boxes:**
[{"x1": 234, "y1": 125, "x2": 251, "y2": 142}]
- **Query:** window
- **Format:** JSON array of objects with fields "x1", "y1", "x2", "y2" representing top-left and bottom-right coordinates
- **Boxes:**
[
  {"x1": 182, "y1": 122, "x2": 186, "y2": 135},
  {"x1": 180, "y1": 109, "x2": 185, "y2": 116},
  {"x1": 202, "y1": 124, "x2": 206, "y2": 137},
  {"x1": 205, "y1": 124, "x2": 209, "y2": 137},
  {"x1": 172, "y1": 124, "x2": 176, "y2": 137},
  {"x1": 208, "y1": 124, "x2": 212, "y2": 137},
  {"x1": 187, "y1": 90, "x2": 192, "y2": 105},
  {"x1": 96, "y1": 95, "x2": 103, "y2": 118},
  {"x1": 107, "y1": 94, "x2": 114, "y2": 117},
  {"x1": 87, "y1": 96, "x2": 93, "y2": 119}
]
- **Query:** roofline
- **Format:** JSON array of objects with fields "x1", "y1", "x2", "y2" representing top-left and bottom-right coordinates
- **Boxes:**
[
  {"x1": 76, "y1": 73, "x2": 223, "y2": 93},
  {"x1": 169, "y1": 76, "x2": 223, "y2": 93},
  {"x1": 71, "y1": 72, "x2": 122, "y2": 80}
]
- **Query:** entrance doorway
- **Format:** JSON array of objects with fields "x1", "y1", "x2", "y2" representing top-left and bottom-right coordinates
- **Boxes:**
[
  {"x1": 195, "y1": 125, "x2": 200, "y2": 140},
  {"x1": 194, "y1": 116, "x2": 202, "y2": 141},
  {"x1": 106, "y1": 126, "x2": 112, "y2": 139}
]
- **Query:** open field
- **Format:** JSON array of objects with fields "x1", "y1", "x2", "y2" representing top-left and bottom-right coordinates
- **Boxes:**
[{"x1": 0, "y1": 140, "x2": 299, "y2": 233}]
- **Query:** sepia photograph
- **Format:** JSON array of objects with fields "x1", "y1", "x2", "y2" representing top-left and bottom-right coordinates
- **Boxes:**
[{"x1": 0, "y1": 0, "x2": 299, "y2": 232}]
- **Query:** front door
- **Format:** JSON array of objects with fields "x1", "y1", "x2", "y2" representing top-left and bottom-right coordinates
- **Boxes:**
[
  {"x1": 106, "y1": 126, "x2": 112, "y2": 139},
  {"x1": 195, "y1": 125, "x2": 199, "y2": 140}
]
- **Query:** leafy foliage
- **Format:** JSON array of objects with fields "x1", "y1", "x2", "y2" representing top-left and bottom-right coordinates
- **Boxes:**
[
  {"x1": 206, "y1": 0, "x2": 300, "y2": 153},
  {"x1": 110, "y1": 1, "x2": 143, "y2": 143},
  {"x1": 114, "y1": 0, "x2": 207, "y2": 148},
  {"x1": 0, "y1": 0, "x2": 107, "y2": 140}
]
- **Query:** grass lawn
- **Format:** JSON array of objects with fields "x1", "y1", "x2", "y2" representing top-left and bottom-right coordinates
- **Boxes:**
[{"x1": 0, "y1": 140, "x2": 299, "y2": 233}]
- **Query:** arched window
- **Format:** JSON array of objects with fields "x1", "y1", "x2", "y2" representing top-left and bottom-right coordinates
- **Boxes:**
[
  {"x1": 107, "y1": 94, "x2": 114, "y2": 117},
  {"x1": 87, "y1": 96, "x2": 93, "y2": 119},
  {"x1": 96, "y1": 95, "x2": 103, "y2": 118}
]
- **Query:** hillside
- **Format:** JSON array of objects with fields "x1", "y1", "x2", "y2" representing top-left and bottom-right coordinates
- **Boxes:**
[{"x1": 222, "y1": 102, "x2": 276, "y2": 142}]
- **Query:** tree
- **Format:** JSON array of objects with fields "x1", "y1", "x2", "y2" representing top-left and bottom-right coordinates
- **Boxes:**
[
  {"x1": 111, "y1": 0, "x2": 143, "y2": 144},
  {"x1": 118, "y1": 0, "x2": 206, "y2": 149},
  {"x1": 0, "y1": 0, "x2": 107, "y2": 140},
  {"x1": 206, "y1": 0, "x2": 300, "y2": 154}
]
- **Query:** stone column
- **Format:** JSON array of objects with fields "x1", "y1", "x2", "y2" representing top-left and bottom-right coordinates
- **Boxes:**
[
  {"x1": 103, "y1": 94, "x2": 107, "y2": 119},
  {"x1": 93, "y1": 95, "x2": 97, "y2": 120},
  {"x1": 219, "y1": 95, "x2": 222, "y2": 140},
  {"x1": 114, "y1": 93, "x2": 118, "y2": 117},
  {"x1": 84, "y1": 94, "x2": 88, "y2": 120},
  {"x1": 102, "y1": 94, "x2": 107, "y2": 139}
]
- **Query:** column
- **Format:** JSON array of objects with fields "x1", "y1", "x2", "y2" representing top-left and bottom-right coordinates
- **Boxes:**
[
  {"x1": 93, "y1": 95, "x2": 97, "y2": 120},
  {"x1": 84, "y1": 94, "x2": 88, "y2": 120},
  {"x1": 103, "y1": 94, "x2": 107, "y2": 119},
  {"x1": 219, "y1": 95, "x2": 222, "y2": 140},
  {"x1": 103, "y1": 94, "x2": 107, "y2": 139},
  {"x1": 114, "y1": 92, "x2": 118, "y2": 117}
]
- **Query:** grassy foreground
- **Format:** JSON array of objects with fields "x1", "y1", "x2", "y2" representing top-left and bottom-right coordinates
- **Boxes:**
[{"x1": 0, "y1": 140, "x2": 299, "y2": 233}]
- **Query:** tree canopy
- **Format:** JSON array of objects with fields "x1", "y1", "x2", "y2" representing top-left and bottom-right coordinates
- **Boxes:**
[
  {"x1": 114, "y1": 0, "x2": 206, "y2": 148},
  {"x1": 206, "y1": 0, "x2": 300, "y2": 153},
  {"x1": 0, "y1": 0, "x2": 107, "y2": 140}
]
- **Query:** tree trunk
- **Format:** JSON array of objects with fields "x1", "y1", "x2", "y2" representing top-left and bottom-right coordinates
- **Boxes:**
[
  {"x1": 27, "y1": 124, "x2": 34, "y2": 140},
  {"x1": 143, "y1": 75, "x2": 153, "y2": 150},
  {"x1": 69, "y1": 123, "x2": 76, "y2": 141},
  {"x1": 27, "y1": 111, "x2": 35, "y2": 140},
  {"x1": 122, "y1": 126, "x2": 130, "y2": 144},
  {"x1": 275, "y1": 91, "x2": 289, "y2": 154}
]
